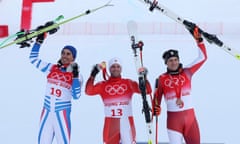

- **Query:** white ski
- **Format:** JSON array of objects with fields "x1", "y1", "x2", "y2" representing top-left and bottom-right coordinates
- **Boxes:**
[
  {"x1": 139, "y1": 0, "x2": 240, "y2": 61},
  {"x1": 127, "y1": 20, "x2": 154, "y2": 144}
]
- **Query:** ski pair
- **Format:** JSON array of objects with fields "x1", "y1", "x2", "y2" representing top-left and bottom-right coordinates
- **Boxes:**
[
  {"x1": 127, "y1": 20, "x2": 154, "y2": 144},
  {"x1": 139, "y1": 0, "x2": 240, "y2": 61},
  {"x1": 0, "y1": 0, "x2": 113, "y2": 49}
]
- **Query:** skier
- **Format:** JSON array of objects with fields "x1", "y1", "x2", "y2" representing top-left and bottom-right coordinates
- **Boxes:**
[
  {"x1": 152, "y1": 25, "x2": 207, "y2": 144},
  {"x1": 85, "y1": 57, "x2": 152, "y2": 144},
  {"x1": 29, "y1": 26, "x2": 83, "y2": 144}
]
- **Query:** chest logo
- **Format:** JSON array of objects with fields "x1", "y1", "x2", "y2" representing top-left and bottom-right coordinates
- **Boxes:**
[
  {"x1": 164, "y1": 75, "x2": 185, "y2": 88},
  {"x1": 105, "y1": 84, "x2": 128, "y2": 95},
  {"x1": 49, "y1": 72, "x2": 71, "y2": 82}
]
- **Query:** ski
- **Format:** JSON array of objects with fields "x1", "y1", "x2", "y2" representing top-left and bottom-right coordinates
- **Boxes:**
[
  {"x1": 127, "y1": 20, "x2": 153, "y2": 144},
  {"x1": 138, "y1": 0, "x2": 240, "y2": 61},
  {"x1": 0, "y1": 15, "x2": 64, "y2": 48},
  {"x1": 0, "y1": 0, "x2": 113, "y2": 49}
]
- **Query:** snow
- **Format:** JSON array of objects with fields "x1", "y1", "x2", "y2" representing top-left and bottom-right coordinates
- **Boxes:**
[{"x1": 0, "y1": 0, "x2": 240, "y2": 144}]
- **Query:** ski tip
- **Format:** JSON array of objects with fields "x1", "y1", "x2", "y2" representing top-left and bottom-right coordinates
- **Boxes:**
[
  {"x1": 127, "y1": 20, "x2": 138, "y2": 37},
  {"x1": 105, "y1": 0, "x2": 114, "y2": 6},
  {"x1": 128, "y1": 20, "x2": 137, "y2": 25},
  {"x1": 147, "y1": 140, "x2": 153, "y2": 144},
  {"x1": 55, "y1": 15, "x2": 64, "y2": 22},
  {"x1": 127, "y1": 20, "x2": 138, "y2": 28},
  {"x1": 127, "y1": 20, "x2": 138, "y2": 41},
  {"x1": 235, "y1": 54, "x2": 240, "y2": 60}
]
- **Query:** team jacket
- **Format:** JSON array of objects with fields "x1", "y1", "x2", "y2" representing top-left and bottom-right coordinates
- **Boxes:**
[
  {"x1": 85, "y1": 76, "x2": 152, "y2": 118},
  {"x1": 153, "y1": 42, "x2": 207, "y2": 112},
  {"x1": 29, "y1": 43, "x2": 82, "y2": 112}
]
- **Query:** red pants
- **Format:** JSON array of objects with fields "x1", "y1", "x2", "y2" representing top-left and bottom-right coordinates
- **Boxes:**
[
  {"x1": 167, "y1": 109, "x2": 200, "y2": 144},
  {"x1": 103, "y1": 117, "x2": 136, "y2": 144}
]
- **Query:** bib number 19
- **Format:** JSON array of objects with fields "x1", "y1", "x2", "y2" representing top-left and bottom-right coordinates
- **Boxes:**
[{"x1": 50, "y1": 87, "x2": 62, "y2": 97}]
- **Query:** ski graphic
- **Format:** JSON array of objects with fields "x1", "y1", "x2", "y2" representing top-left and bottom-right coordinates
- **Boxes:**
[
  {"x1": 127, "y1": 20, "x2": 153, "y2": 144},
  {"x1": 0, "y1": 0, "x2": 113, "y2": 49},
  {"x1": 138, "y1": 0, "x2": 240, "y2": 61}
]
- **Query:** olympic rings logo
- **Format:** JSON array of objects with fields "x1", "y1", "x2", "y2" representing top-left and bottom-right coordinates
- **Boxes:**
[
  {"x1": 49, "y1": 72, "x2": 71, "y2": 82},
  {"x1": 164, "y1": 75, "x2": 185, "y2": 88},
  {"x1": 105, "y1": 84, "x2": 128, "y2": 95}
]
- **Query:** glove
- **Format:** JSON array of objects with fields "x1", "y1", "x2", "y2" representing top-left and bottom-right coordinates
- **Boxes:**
[
  {"x1": 90, "y1": 64, "x2": 101, "y2": 78},
  {"x1": 66, "y1": 63, "x2": 79, "y2": 78},
  {"x1": 36, "y1": 25, "x2": 47, "y2": 44},
  {"x1": 192, "y1": 26, "x2": 203, "y2": 43},
  {"x1": 44, "y1": 21, "x2": 59, "y2": 34},
  {"x1": 138, "y1": 67, "x2": 148, "y2": 76},
  {"x1": 16, "y1": 29, "x2": 31, "y2": 48},
  {"x1": 152, "y1": 105, "x2": 161, "y2": 116},
  {"x1": 185, "y1": 21, "x2": 203, "y2": 43},
  {"x1": 72, "y1": 63, "x2": 79, "y2": 78}
]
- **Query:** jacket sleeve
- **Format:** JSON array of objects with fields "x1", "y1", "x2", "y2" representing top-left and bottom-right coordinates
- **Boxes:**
[
  {"x1": 185, "y1": 42, "x2": 207, "y2": 75},
  {"x1": 85, "y1": 76, "x2": 102, "y2": 96},
  {"x1": 72, "y1": 74, "x2": 83, "y2": 100},
  {"x1": 29, "y1": 42, "x2": 53, "y2": 73}
]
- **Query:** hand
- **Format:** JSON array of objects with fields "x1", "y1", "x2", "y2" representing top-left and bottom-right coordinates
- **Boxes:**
[
  {"x1": 66, "y1": 63, "x2": 79, "y2": 78},
  {"x1": 192, "y1": 26, "x2": 203, "y2": 43},
  {"x1": 71, "y1": 63, "x2": 79, "y2": 78},
  {"x1": 90, "y1": 64, "x2": 101, "y2": 78},
  {"x1": 176, "y1": 98, "x2": 184, "y2": 108},
  {"x1": 152, "y1": 105, "x2": 161, "y2": 116},
  {"x1": 44, "y1": 21, "x2": 59, "y2": 34},
  {"x1": 138, "y1": 67, "x2": 148, "y2": 76},
  {"x1": 16, "y1": 29, "x2": 31, "y2": 48},
  {"x1": 36, "y1": 25, "x2": 47, "y2": 44},
  {"x1": 184, "y1": 20, "x2": 203, "y2": 43},
  {"x1": 185, "y1": 21, "x2": 203, "y2": 43}
]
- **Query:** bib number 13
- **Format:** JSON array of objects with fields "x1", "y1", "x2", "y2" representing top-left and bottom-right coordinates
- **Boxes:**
[
  {"x1": 111, "y1": 109, "x2": 123, "y2": 117},
  {"x1": 50, "y1": 87, "x2": 62, "y2": 97}
]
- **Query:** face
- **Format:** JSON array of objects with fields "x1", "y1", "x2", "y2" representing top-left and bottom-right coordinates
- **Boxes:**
[
  {"x1": 166, "y1": 57, "x2": 180, "y2": 71},
  {"x1": 60, "y1": 49, "x2": 74, "y2": 65},
  {"x1": 109, "y1": 64, "x2": 122, "y2": 77}
]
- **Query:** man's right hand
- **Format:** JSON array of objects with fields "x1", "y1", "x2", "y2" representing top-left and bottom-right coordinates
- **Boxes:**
[{"x1": 36, "y1": 25, "x2": 47, "y2": 44}]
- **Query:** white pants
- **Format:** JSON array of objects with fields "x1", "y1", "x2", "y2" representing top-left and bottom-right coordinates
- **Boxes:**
[
  {"x1": 168, "y1": 129, "x2": 184, "y2": 144},
  {"x1": 38, "y1": 108, "x2": 71, "y2": 144}
]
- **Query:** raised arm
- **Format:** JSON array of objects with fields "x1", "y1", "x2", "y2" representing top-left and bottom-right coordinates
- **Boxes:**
[
  {"x1": 29, "y1": 42, "x2": 53, "y2": 73},
  {"x1": 85, "y1": 64, "x2": 102, "y2": 95},
  {"x1": 185, "y1": 26, "x2": 207, "y2": 75}
]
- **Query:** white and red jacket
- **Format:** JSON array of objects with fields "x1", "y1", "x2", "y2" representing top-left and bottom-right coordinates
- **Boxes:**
[{"x1": 153, "y1": 42, "x2": 207, "y2": 112}]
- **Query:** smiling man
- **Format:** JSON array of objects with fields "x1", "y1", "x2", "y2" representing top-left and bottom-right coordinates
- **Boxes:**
[
  {"x1": 152, "y1": 26, "x2": 208, "y2": 144},
  {"x1": 29, "y1": 30, "x2": 83, "y2": 144},
  {"x1": 85, "y1": 57, "x2": 152, "y2": 144}
]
